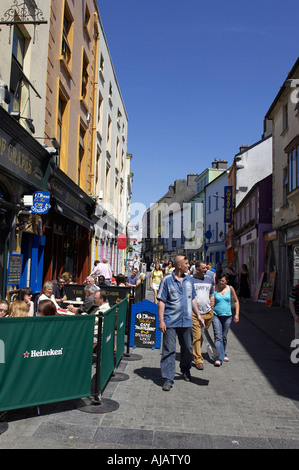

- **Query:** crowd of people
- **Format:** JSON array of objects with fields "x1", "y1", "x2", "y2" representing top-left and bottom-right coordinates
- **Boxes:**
[
  {"x1": 151, "y1": 254, "x2": 299, "y2": 390},
  {"x1": 0, "y1": 260, "x2": 145, "y2": 320}
]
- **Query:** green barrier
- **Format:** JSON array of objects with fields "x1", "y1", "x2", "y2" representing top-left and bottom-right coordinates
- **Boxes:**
[
  {"x1": 115, "y1": 298, "x2": 128, "y2": 367},
  {"x1": 99, "y1": 304, "x2": 117, "y2": 391},
  {"x1": 0, "y1": 315, "x2": 95, "y2": 412}
]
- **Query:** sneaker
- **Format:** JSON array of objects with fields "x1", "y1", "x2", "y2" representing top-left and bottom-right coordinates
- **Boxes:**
[
  {"x1": 162, "y1": 383, "x2": 172, "y2": 391},
  {"x1": 223, "y1": 356, "x2": 229, "y2": 362},
  {"x1": 195, "y1": 363, "x2": 204, "y2": 370},
  {"x1": 214, "y1": 360, "x2": 222, "y2": 367}
]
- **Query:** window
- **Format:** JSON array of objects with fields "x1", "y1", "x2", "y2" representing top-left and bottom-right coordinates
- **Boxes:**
[
  {"x1": 282, "y1": 103, "x2": 288, "y2": 133},
  {"x1": 283, "y1": 167, "x2": 288, "y2": 206},
  {"x1": 288, "y1": 147, "x2": 298, "y2": 193},
  {"x1": 81, "y1": 53, "x2": 89, "y2": 100},
  {"x1": 78, "y1": 128, "x2": 85, "y2": 185},
  {"x1": 62, "y1": 15, "x2": 72, "y2": 65},
  {"x1": 9, "y1": 25, "x2": 26, "y2": 114}
]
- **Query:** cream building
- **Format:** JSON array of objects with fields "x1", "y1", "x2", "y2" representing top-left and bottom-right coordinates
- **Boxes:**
[
  {"x1": 264, "y1": 57, "x2": 299, "y2": 305},
  {"x1": 0, "y1": 0, "x2": 132, "y2": 283}
]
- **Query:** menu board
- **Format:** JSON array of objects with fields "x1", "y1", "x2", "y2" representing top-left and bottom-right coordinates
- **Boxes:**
[
  {"x1": 134, "y1": 311, "x2": 157, "y2": 348},
  {"x1": 7, "y1": 254, "x2": 23, "y2": 286},
  {"x1": 129, "y1": 300, "x2": 161, "y2": 349}
]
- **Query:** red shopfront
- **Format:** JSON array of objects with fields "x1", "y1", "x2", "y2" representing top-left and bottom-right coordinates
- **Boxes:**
[{"x1": 43, "y1": 166, "x2": 96, "y2": 284}]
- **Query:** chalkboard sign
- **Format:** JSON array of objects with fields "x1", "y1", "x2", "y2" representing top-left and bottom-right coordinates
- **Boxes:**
[
  {"x1": 7, "y1": 254, "x2": 23, "y2": 286},
  {"x1": 130, "y1": 300, "x2": 161, "y2": 349}
]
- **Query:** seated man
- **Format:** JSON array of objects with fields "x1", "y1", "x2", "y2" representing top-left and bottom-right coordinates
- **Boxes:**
[
  {"x1": 52, "y1": 276, "x2": 67, "y2": 306},
  {"x1": 126, "y1": 268, "x2": 139, "y2": 286},
  {"x1": 67, "y1": 284, "x2": 98, "y2": 314},
  {"x1": 92, "y1": 290, "x2": 110, "y2": 343}
]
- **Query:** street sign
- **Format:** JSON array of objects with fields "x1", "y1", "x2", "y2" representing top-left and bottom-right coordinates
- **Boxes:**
[{"x1": 31, "y1": 191, "x2": 50, "y2": 214}]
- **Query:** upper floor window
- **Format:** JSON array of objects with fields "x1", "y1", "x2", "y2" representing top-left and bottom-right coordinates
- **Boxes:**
[
  {"x1": 288, "y1": 145, "x2": 299, "y2": 193},
  {"x1": 10, "y1": 25, "x2": 26, "y2": 114}
]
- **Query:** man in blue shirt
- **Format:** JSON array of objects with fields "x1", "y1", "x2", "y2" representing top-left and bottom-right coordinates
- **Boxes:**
[
  {"x1": 127, "y1": 268, "x2": 139, "y2": 286},
  {"x1": 157, "y1": 255, "x2": 205, "y2": 391}
]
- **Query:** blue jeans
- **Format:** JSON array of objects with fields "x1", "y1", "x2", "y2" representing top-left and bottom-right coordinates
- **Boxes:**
[
  {"x1": 161, "y1": 327, "x2": 193, "y2": 384},
  {"x1": 212, "y1": 315, "x2": 232, "y2": 363}
]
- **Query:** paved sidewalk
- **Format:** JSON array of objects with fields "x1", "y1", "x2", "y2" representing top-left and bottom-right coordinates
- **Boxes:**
[{"x1": 0, "y1": 291, "x2": 298, "y2": 449}]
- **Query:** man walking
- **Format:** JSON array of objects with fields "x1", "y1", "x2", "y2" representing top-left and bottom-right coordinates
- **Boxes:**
[
  {"x1": 192, "y1": 260, "x2": 214, "y2": 370},
  {"x1": 157, "y1": 255, "x2": 205, "y2": 391}
]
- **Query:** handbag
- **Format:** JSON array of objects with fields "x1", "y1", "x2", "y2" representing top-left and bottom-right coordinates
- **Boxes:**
[
  {"x1": 230, "y1": 285, "x2": 236, "y2": 312},
  {"x1": 202, "y1": 326, "x2": 219, "y2": 361}
]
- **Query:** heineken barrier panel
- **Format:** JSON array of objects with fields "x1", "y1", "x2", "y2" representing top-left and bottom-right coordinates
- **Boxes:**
[
  {"x1": 0, "y1": 315, "x2": 95, "y2": 412},
  {"x1": 115, "y1": 298, "x2": 128, "y2": 367},
  {"x1": 100, "y1": 304, "x2": 117, "y2": 390}
]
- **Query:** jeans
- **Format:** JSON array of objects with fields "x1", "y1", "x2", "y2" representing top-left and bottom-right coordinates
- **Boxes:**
[
  {"x1": 212, "y1": 314, "x2": 232, "y2": 363},
  {"x1": 161, "y1": 327, "x2": 193, "y2": 384}
]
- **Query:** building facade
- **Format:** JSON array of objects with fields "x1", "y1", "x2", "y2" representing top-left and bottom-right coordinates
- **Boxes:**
[
  {"x1": 264, "y1": 57, "x2": 299, "y2": 306},
  {"x1": 0, "y1": 0, "x2": 131, "y2": 296}
]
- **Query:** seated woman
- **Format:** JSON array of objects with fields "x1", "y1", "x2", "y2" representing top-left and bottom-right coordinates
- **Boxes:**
[
  {"x1": 38, "y1": 299, "x2": 57, "y2": 316},
  {"x1": 38, "y1": 281, "x2": 60, "y2": 310},
  {"x1": 0, "y1": 299, "x2": 9, "y2": 317},
  {"x1": 18, "y1": 287, "x2": 34, "y2": 316},
  {"x1": 9, "y1": 300, "x2": 28, "y2": 317},
  {"x1": 115, "y1": 274, "x2": 127, "y2": 287}
]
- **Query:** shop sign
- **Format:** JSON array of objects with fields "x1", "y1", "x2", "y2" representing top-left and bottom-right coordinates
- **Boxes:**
[
  {"x1": 31, "y1": 191, "x2": 50, "y2": 214},
  {"x1": 286, "y1": 225, "x2": 299, "y2": 244},
  {"x1": 224, "y1": 186, "x2": 233, "y2": 223}
]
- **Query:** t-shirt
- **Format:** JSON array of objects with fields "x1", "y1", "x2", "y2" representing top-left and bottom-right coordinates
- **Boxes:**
[
  {"x1": 192, "y1": 274, "x2": 214, "y2": 314},
  {"x1": 152, "y1": 269, "x2": 163, "y2": 284}
]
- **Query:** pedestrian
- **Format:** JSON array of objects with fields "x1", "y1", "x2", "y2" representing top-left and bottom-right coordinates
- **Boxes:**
[
  {"x1": 0, "y1": 299, "x2": 9, "y2": 317},
  {"x1": 212, "y1": 273, "x2": 239, "y2": 366},
  {"x1": 192, "y1": 260, "x2": 214, "y2": 370},
  {"x1": 150, "y1": 262, "x2": 163, "y2": 304},
  {"x1": 226, "y1": 262, "x2": 237, "y2": 290},
  {"x1": 157, "y1": 255, "x2": 205, "y2": 391},
  {"x1": 90, "y1": 259, "x2": 112, "y2": 286},
  {"x1": 18, "y1": 287, "x2": 34, "y2": 316},
  {"x1": 239, "y1": 264, "x2": 251, "y2": 302},
  {"x1": 165, "y1": 260, "x2": 174, "y2": 274},
  {"x1": 8, "y1": 300, "x2": 28, "y2": 317},
  {"x1": 289, "y1": 284, "x2": 299, "y2": 340}
]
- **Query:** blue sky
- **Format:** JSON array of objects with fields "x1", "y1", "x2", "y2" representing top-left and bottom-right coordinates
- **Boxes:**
[{"x1": 98, "y1": 0, "x2": 299, "y2": 219}]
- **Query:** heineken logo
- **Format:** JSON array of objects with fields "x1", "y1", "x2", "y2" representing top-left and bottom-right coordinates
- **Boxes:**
[{"x1": 23, "y1": 348, "x2": 64, "y2": 358}]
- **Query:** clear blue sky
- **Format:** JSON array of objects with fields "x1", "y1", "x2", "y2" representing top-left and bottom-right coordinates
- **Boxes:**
[{"x1": 98, "y1": 0, "x2": 298, "y2": 219}]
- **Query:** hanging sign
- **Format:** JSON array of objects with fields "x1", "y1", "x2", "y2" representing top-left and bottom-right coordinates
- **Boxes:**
[
  {"x1": 117, "y1": 234, "x2": 127, "y2": 250},
  {"x1": 224, "y1": 186, "x2": 233, "y2": 223},
  {"x1": 31, "y1": 191, "x2": 51, "y2": 214}
]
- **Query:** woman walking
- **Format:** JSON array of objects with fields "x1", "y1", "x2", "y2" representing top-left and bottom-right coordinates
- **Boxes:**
[
  {"x1": 150, "y1": 262, "x2": 163, "y2": 304},
  {"x1": 212, "y1": 274, "x2": 240, "y2": 366}
]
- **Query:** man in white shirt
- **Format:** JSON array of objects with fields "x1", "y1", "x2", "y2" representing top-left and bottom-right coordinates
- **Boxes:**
[{"x1": 192, "y1": 261, "x2": 214, "y2": 370}]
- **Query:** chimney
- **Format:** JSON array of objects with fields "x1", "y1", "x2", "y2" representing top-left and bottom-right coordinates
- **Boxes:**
[{"x1": 211, "y1": 158, "x2": 227, "y2": 170}]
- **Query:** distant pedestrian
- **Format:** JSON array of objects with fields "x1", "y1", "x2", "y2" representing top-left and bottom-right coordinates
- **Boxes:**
[
  {"x1": 212, "y1": 274, "x2": 239, "y2": 366},
  {"x1": 226, "y1": 262, "x2": 237, "y2": 290},
  {"x1": 238, "y1": 264, "x2": 251, "y2": 302},
  {"x1": 289, "y1": 284, "x2": 299, "y2": 340},
  {"x1": 157, "y1": 255, "x2": 205, "y2": 390},
  {"x1": 191, "y1": 260, "x2": 214, "y2": 370},
  {"x1": 150, "y1": 262, "x2": 163, "y2": 304}
]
